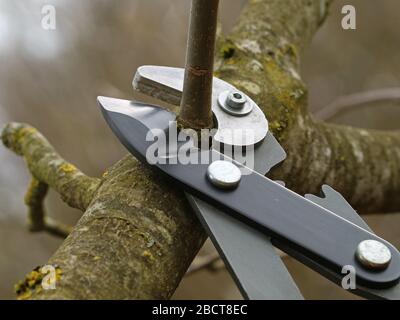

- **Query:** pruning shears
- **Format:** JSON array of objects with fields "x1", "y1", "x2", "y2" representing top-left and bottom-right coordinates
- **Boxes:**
[
  {"x1": 96, "y1": 0, "x2": 400, "y2": 300},
  {"x1": 97, "y1": 65, "x2": 400, "y2": 300}
]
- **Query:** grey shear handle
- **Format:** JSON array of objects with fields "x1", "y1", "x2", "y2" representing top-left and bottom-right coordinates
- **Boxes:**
[
  {"x1": 187, "y1": 134, "x2": 302, "y2": 300},
  {"x1": 98, "y1": 98, "x2": 400, "y2": 289},
  {"x1": 157, "y1": 151, "x2": 400, "y2": 289},
  {"x1": 305, "y1": 185, "x2": 400, "y2": 300}
]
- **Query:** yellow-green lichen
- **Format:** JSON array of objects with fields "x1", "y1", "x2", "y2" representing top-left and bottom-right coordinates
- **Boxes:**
[
  {"x1": 59, "y1": 163, "x2": 77, "y2": 173},
  {"x1": 264, "y1": 58, "x2": 296, "y2": 92},
  {"x1": 142, "y1": 250, "x2": 155, "y2": 261},
  {"x1": 2, "y1": 125, "x2": 39, "y2": 155},
  {"x1": 16, "y1": 127, "x2": 38, "y2": 143},
  {"x1": 269, "y1": 120, "x2": 284, "y2": 133}
]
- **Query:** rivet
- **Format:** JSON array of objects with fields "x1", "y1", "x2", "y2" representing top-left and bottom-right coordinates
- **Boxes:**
[
  {"x1": 207, "y1": 160, "x2": 242, "y2": 189},
  {"x1": 356, "y1": 239, "x2": 392, "y2": 270}
]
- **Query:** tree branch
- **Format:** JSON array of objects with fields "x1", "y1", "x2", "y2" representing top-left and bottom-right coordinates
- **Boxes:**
[
  {"x1": 273, "y1": 116, "x2": 400, "y2": 213},
  {"x1": 315, "y1": 87, "x2": 400, "y2": 120},
  {"x1": 2, "y1": 123, "x2": 206, "y2": 299}
]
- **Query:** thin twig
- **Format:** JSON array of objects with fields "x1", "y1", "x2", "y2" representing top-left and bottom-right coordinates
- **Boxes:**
[
  {"x1": 178, "y1": 0, "x2": 219, "y2": 129},
  {"x1": 43, "y1": 217, "x2": 72, "y2": 238},
  {"x1": 186, "y1": 249, "x2": 290, "y2": 276},
  {"x1": 316, "y1": 87, "x2": 400, "y2": 120},
  {"x1": 25, "y1": 178, "x2": 72, "y2": 238},
  {"x1": 186, "y1": 252, "x2": 222, "y2": 275}
]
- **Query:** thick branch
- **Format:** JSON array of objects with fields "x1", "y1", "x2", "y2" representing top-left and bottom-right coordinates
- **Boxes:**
[
  {"x1": 3, "y1": 123, "x2": 206, "y2": 299},
  {"x1": 25, "y1": 156, "x2": 206, "y2": 299},
  {"x1": 272, "y1": 116, "x2": 400, "y2": 213}
]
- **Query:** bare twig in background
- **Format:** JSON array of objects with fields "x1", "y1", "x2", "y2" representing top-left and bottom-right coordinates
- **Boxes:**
[
  {"x1": 186, "y1": 249, "x2": 289, "y2": 276},
  {"x1": 41, "y1": 217, "x2": 72, "y2": 238},
  {"x1": 316, "y1": 87, "x2": 400, "y2": 120},
  {"x1": 186, "y1": 252, "x2": 221, "y2": 275}
]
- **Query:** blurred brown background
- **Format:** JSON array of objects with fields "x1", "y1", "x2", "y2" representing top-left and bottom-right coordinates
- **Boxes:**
[{"x1": 0, "y1": 0, "x2": 399, "y2": 300}]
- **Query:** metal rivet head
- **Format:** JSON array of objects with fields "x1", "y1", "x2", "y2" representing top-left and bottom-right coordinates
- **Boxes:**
[
  {"x1": 207, "y1": 160, "x2": 242, "y2": 189},
  {"x1": 356, "y1": 239, "x2": 392, "y2": 270}
]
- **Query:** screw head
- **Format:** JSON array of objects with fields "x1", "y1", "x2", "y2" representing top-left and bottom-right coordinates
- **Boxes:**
[
  {"x1": 218, "y1": 90, "x2": 253, "y2": 116},
  {"x1": 356, "y1": 239, "x2": 392, "y2": 270},
  {"x1": 227, "y1": 91, "x2": 247, "y2": 109},
  {"x1": 207, "y1": 160, "x2": 242, "y2": 189}
]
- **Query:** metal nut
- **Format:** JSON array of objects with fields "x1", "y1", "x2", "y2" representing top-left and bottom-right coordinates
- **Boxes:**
[
  {"x1": 207, "y1": 160, "x2": 242, "y2": 189},
  {"x1": 356, "y1": 239, "x2": 392, "y2": 270},
  {"x1": 218, "y1": 90, "x2": 253, "y2": 116}
]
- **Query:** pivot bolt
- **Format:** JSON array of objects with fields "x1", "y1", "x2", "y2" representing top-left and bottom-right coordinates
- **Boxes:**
[
  {"x1": 227, "y1": 91, "x2": 247, "y2": 109},
  {"x1": 218, "y1": 90, "x2": 253, "y2": 116},
  {"x1": 207, "y1": 160, "x2": 242, "y2": 189},
  {"x1": 356, "y1": 239, "x2": 392, "y2": 270}
]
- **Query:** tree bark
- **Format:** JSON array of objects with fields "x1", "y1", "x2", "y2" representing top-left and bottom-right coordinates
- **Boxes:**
[{"x1": 2, "y1": 0, "x2": 400, "y2": 299}]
